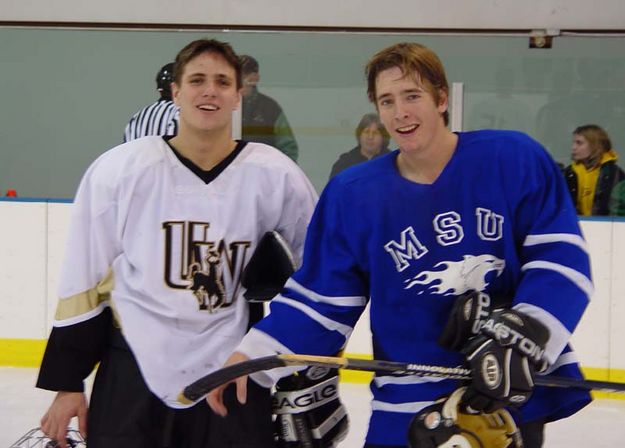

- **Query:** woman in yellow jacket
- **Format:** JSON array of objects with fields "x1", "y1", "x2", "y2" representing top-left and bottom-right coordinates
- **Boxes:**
[{"x1": 563, "y1": 124, "x2": 625, "y2": 216}]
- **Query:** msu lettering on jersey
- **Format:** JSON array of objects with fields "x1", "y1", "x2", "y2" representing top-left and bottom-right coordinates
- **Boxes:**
[
  {"x1": 237, "y1": 130, "x2": 592, "y2": 446},
  {"x1": 48, "y1": 137, "x2": 317, "y2": 408}
]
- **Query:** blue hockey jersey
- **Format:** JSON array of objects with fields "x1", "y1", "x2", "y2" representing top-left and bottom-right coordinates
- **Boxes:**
[{"x1": 238, "y1": 130, "x2": 592, "y2": 446}]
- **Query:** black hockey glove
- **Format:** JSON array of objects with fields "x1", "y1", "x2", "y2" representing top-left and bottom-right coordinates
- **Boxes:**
[
  {"x1": 273, "y1": 366, "x2": 349, "y2": 447},
  {"x1": 242, "y1": 231, "x2": 296, "y2": 302},
  {"x1": 461, "y1": 309, "x2": 550, "y2": 413},
  {"x1": 438, "y1": 291, "x2": 492, "y2": 352}
]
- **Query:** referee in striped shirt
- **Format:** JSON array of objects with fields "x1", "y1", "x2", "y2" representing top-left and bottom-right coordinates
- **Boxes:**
[{"x1": 123, "y1": 63, "x2": 180, "y2": 142}]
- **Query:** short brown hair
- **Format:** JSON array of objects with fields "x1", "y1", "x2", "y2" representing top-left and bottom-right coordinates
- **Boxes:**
[
  {"x1": 573, "y1": 124, "x2": 613, "y2": 169},
  {"x1": 365, "y1": 42, "x2": 449, "y2": 125},
  {"x1": 355, "y1": 113, "x2": 390, "y2": 149},
  {"x1": 173, "y1": 39, "x2": 242, "y2": 90}
]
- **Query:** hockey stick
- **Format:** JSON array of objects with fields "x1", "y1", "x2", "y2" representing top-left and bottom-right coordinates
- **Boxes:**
[{"x1": 178, "y1": 353, "x2": 625, "y2": 404}]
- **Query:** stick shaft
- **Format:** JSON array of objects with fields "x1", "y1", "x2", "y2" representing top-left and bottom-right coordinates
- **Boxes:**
[{"x1": 179, "y1": 354, "x2": 625, "y2": 404}]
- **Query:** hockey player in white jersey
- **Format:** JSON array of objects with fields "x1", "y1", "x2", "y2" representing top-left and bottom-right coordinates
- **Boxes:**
[
  {"x1": 208, "y1": 42, "x2": 592, "y2": 448},
  {"x1": 36, "y1": 39, "x2": 317, "y2": 448}
]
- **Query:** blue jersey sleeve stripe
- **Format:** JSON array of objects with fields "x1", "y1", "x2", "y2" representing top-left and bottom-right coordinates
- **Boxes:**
[
  {"x1": 238, "y1": 327, "x2": 295, "y2": 357},
  {"x1": 285, "y1": 278, "x2": 368, "y2": 307},
  {"x1": 371, "y1": 400, "x2": 431, "y2": 414},
  {"x1": 236, "y1": 329, "x2": 304, "y2": 386},
  {"x1": 541, "y1": 351, "x2": 580, "y2": 375},
  {"x1": 524, "y1": 233, "x2": 589, "y2": 254},
  {"x1": 272, "y1": 296, "x2": 354, "y2": 337},
  {"x1": 513, "y1": 302, "x2": 572, "y2": 364},
  {"x1": 521, "y1": 261, "x2": 594, "y2": 298}
]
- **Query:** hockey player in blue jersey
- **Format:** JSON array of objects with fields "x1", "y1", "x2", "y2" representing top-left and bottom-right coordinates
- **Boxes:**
[{"x1": 207, "y1": 42, "x2": 593, "y2": 447}]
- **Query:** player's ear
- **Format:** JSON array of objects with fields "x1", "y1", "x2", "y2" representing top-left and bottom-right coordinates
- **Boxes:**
[
  {"x1": 171, "y1": 82, "x2": 181, "y2": 106},
  {"x1": 234, "y1": 89, "x2": 242, "y2": 111},
  {"x1": 437, "y1": 88, "x2": 449, "y2": 114}
]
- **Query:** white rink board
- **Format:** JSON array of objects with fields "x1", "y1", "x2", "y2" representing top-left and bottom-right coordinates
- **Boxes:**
[
  {"x1": 570, "y1": 221, "x2": 612, "y2": 368},
  {"x1": 45, "y1": 202, "x2": 72, "y2": 332},
  {"x1": 0, "y1": 202, "x2": 47, "y2": 339},
  {"x1": 610, "y1": 223, "x2": 625, "y2": 370},
  {"x1": 1, "y1": 201, "x2": 624, "y2": 373}
]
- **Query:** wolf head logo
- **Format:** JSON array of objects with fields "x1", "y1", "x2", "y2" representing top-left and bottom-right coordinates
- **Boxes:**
[{"x1": 404, "y1": 254, "x2": 505, "y2": 295}]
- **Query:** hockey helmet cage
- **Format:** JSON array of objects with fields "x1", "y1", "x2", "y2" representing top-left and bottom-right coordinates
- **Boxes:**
[{"x1": 9, "y1": 427, "x2": 85, "y2": 448}]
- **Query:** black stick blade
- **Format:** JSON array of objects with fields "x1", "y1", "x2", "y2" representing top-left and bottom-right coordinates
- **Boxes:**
[{"x1": 179, "y1": 355, "x2": 288, "y2": 404}]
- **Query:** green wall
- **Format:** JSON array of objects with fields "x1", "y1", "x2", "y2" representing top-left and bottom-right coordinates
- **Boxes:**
[{"x1": 1, "y1": 28, "x2": 624, "y2": 197}]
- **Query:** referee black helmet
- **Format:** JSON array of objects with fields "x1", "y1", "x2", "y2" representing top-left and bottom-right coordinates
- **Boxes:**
[{"x1": 156, "y1": 62, "x2": 175, "y2": 100}]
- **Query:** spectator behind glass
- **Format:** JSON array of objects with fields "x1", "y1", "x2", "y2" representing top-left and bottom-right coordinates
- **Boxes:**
[
  {"x1": 563, "y1": 124, "x2": 625, "y2": 216},
  {"x1": 239, "y1": 55, "x2": 299, "y2": 161},
  {"x1": 329, "y1": 113, "x2": 391, "y2": 179},
  {"x1": 123, "y1": 62, "x2": 180, "y2": 142}
]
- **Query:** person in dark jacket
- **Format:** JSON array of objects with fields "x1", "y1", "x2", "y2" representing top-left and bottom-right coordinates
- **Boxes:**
[
  {"x1": 610, "y1": 181, "x2": 625, "y2": 216},
  {"x1": 239, "y1": 55, "x2": 299, "y2": 161},
  {"x1": 329, "y1": 113, "x2": 390, "y2": 179},
  {"x1": 563, "y1": 124, "x2": 625, "y2": 216}
]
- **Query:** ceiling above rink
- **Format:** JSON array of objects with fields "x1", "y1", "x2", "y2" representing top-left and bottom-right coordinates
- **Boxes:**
[{"x1": 0, "y1": 0, "x2": 624, "y2": 31}]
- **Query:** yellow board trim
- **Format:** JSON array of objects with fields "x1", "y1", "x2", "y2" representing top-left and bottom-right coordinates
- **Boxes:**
[
  {"x1": 1, "y1": 343, "x2": 624, "y2": 401},
  {"x1": 581, "y1": 366, "x2": 625, "y2": 400},
  {"x1": 339, "y1": 352, "x2": 376, "y2": 384},
  {"x1": 0, "y1": 339, "x2": 46, "y2": 367}
]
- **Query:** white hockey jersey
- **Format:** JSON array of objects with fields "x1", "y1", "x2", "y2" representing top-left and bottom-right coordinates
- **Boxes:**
[{"x1": 39, "y1": 137, "x2": 317, "y2": 408}]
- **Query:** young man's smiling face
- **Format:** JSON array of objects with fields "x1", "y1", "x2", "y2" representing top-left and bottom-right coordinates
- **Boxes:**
[
  {"x1": 172, "y1": 52, "x2": 241, "y2": 135},
  {"x1": 375, "y1": 66, "x2": 448, "y2": 156}
]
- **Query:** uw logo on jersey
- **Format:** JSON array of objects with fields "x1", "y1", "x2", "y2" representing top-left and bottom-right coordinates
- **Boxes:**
[
  {"x1": 404, "y1": 254, "x2": 505, "y2": 295},
  {"x1": 163, "y1": 221, "x2": 251, "y2": 313}
]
